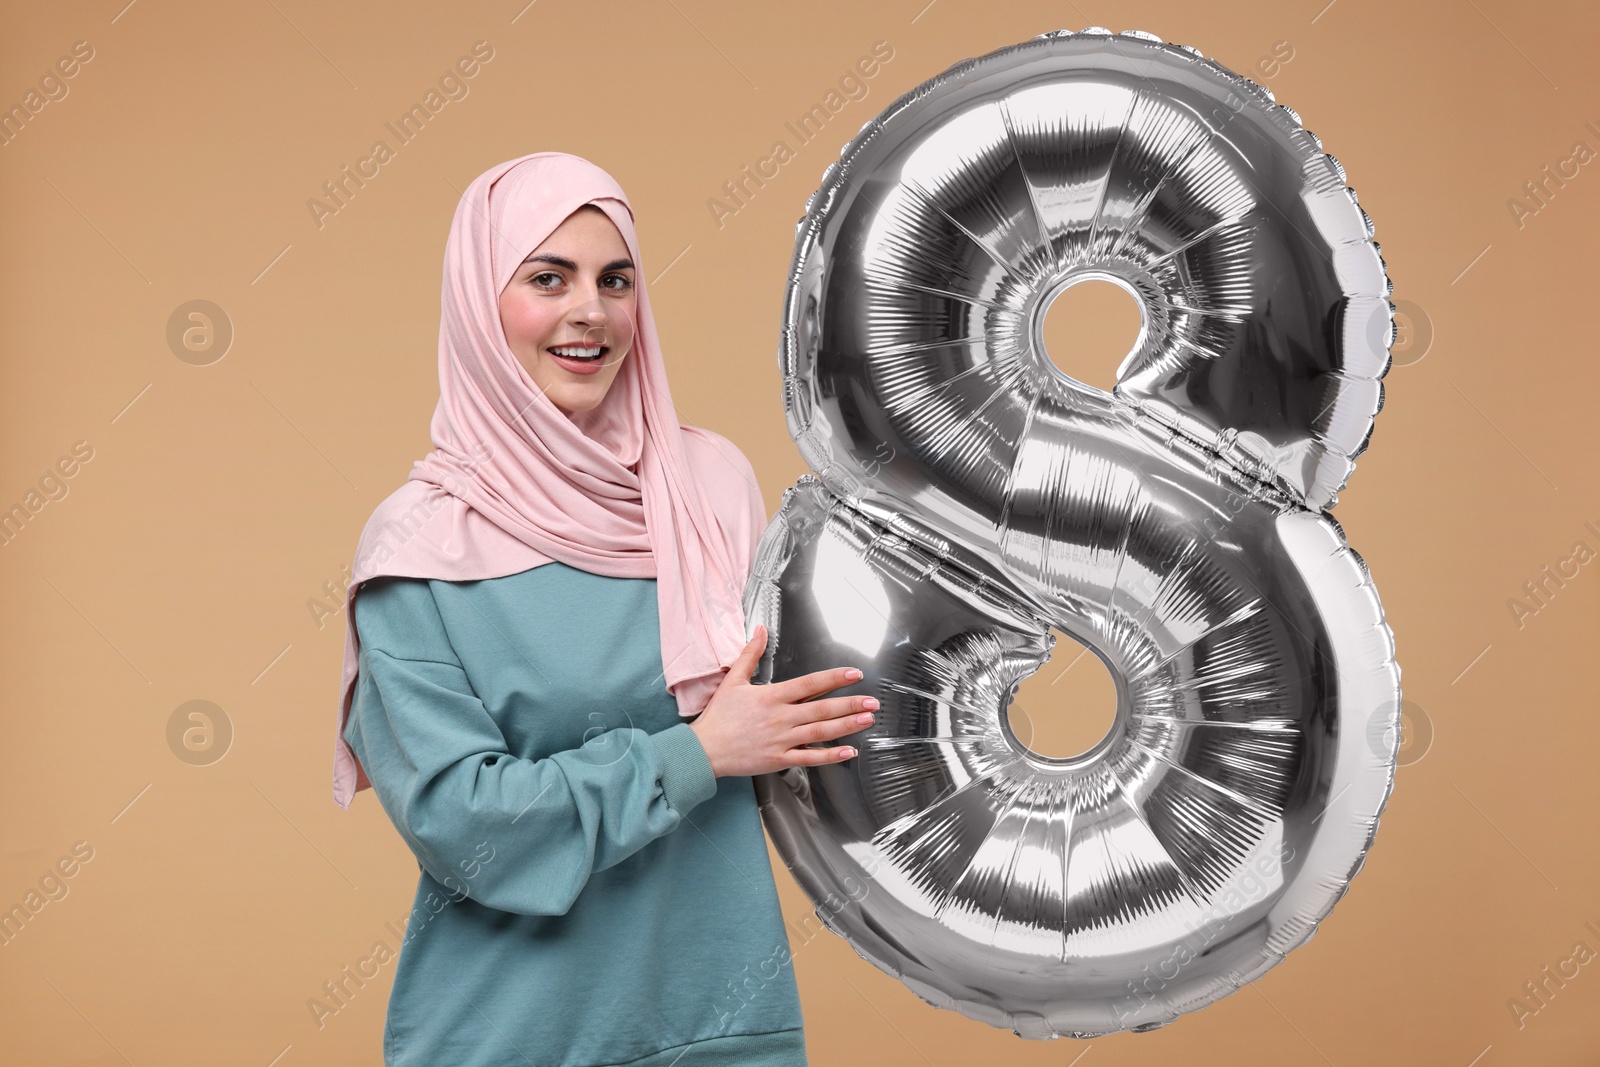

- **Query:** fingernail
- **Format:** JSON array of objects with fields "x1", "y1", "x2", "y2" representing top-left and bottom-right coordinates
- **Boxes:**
[
  {"x1": 863, "y1": 697, "x2": 879, "y2": 710},
  {"x1": 840, "y1": 747, "x2": 857, "y2": 759},
  {"x1": 856, "y1": 712, "x2": 874, "y2": 724},
  {"x1": 846, "y1": 668, "x2": 863, "y2": 680}
]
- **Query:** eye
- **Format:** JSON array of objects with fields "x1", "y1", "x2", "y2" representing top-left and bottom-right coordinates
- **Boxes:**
[
  {"x1": 602, "y1": 273, "x2": 634, "y2": 292},
  {"x1": 531, "y1": 271, "x2": 563, "y2": 289}
]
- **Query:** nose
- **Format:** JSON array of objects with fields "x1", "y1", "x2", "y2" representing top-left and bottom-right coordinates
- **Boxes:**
[{"x1": 571, "y1": 297, "x2": 608, "y2": 343}]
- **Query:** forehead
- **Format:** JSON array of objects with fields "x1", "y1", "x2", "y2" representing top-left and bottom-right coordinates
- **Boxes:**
[{"x1": 521, "y1": 206, "x2": 631, "y2": 266}]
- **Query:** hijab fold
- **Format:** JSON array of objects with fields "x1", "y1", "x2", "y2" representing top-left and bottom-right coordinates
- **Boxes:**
[{"x1": 332, "y1": 152, "x2": 766, "y2": 810}]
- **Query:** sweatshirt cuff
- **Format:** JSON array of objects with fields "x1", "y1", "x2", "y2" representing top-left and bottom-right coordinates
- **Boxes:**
[{"x1": 651, "y1": 722, "x2": 718, "y2": 813}]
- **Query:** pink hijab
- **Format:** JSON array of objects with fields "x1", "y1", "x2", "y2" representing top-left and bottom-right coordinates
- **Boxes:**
[{"x1": 332, "y1": 152, "x2": 767, "y2": 809}]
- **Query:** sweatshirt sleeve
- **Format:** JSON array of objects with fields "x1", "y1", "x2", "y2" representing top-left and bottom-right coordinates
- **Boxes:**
[{"x1": 344, "y1": 576, "x2": 719, "y2": 917}]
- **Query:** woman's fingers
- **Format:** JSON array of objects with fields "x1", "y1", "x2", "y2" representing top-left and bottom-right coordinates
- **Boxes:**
[
  {"x1": 786, "y1": 742, "x2": 859, "y2": 766},
  {"x1": 801, "y1": 692, "x2": 875, "y2": 722},
  {"x1": 725, "y1": 623, "x2": 767, "y2": 685},
  {"x1": 792, "y1": 696, "x2": 875, "y2": 744},
  {"x1": 773, "y1": 664, "x2": 861, "y2": 703}
]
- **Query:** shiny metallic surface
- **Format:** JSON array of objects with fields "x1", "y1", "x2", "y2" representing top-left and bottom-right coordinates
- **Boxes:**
[{"x1": 746, "y1": 28, "x2": 1400, "y2": 1038}]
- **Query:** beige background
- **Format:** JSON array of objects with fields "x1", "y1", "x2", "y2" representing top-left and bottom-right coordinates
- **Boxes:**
[{"x1": 2, "y1": 0, "x2": 1597, "y2": 1064}]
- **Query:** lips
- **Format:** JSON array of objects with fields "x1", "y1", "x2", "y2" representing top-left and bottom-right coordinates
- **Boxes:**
[
  {"x1": 548, "y1": 344, "x2": 606, "y2": 360},
  {"x1": 547, "y1": 345, "x2": 609, "y2": 376}
]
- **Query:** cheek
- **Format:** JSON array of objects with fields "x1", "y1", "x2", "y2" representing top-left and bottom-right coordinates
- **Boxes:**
[
  {"x1": 612, "y1": 297, "x2": 639, "y2": 352},
  {"x1": 498, "y1": 289, "x2": 561, "y2": 350}
]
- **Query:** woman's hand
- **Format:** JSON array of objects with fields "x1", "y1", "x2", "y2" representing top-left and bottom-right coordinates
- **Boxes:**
[{"x1": 688, "y1": 623, "x2": 876, "y2": 778}]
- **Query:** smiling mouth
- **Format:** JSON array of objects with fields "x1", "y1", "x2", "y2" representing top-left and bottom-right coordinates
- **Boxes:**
[{"x1": 548, "y1": 345, "x2": 609, "y2": 363}]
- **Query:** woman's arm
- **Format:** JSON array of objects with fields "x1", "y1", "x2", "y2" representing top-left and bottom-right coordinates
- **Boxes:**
[{"x1": 344, "y1": 576, "x2": 718, "y2": 917}]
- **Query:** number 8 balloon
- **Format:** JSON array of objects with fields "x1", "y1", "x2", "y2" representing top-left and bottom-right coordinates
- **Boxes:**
[{"x1": 744, "y1": 28, "x2": 1401, "y2": 1038}]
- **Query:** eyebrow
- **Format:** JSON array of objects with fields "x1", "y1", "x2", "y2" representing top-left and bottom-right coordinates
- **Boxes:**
[{"x1": 521, "y1": 253, "x2": 635, "y2": 272}]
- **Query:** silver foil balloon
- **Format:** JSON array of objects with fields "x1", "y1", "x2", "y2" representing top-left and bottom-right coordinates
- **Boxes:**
[{"x1": 744, "y1": 27, "x2": 1401, "y2": 1038}]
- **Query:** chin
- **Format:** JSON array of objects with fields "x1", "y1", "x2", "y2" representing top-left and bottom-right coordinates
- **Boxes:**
[{"x1": 553, "y1": 389, "x2": 606, "y2": 415}]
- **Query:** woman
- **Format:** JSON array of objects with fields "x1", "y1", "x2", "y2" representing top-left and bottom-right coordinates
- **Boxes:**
[{"x1": 330, "y1": 152, "x2": 876, "y2": 1066}]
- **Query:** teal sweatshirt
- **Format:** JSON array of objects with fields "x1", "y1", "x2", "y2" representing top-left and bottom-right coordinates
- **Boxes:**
[{"x1": 343, "y1": 561, "x2": 807, "y2": 1066}]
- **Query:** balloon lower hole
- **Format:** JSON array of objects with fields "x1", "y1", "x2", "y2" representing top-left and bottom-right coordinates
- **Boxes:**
[
  {"x1": 1004, "y1": 627, "x2": 1123, "y2": 766},
  {"x1": 1037, "y1": 271, "x2": 1146, "y2": 394}
]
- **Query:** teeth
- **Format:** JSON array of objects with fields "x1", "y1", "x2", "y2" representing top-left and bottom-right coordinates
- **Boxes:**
[{"x1": 551, "y1": 345, "x2": 604, "y2": 360}]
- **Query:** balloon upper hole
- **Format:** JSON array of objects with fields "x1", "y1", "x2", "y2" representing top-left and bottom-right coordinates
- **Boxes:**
[
  {"x1": 1004, "y1": 627, "x2": 1123, "y2": 767},
  {"x1": 1037, "y1": 273, "x2": 1146, "y2": 394}
]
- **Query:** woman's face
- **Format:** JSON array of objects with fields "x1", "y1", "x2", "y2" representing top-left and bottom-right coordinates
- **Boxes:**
[{"x1": 498, "y1": 204, "x2": 637, "y2": 416}]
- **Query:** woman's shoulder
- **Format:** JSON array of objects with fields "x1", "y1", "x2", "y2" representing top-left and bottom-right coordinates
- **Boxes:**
[
  {"x1": 678, "y1": 425, "x2": 763, "y2": 508},
  {"x1": 359, "y1": 560, "x2": 582, "y2": 611},
  {"x1": 677, "y1": 426, "x2": 768, "y2": 552},
  {"x1": 351, "y1": 573, "x2": 455, "y2": 663},
  {"x1": 679, "y1": 425, "x2": 756, "y2": 479}
]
